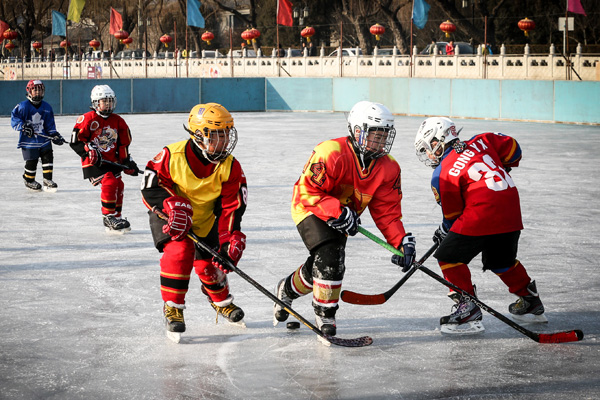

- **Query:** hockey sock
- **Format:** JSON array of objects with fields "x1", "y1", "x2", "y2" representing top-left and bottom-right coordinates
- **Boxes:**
[
  {"x1": 160, "y1": 239, "x2": 195, "y2": 304},
  {"x1": 439, "y1": 262, "x2": 475, "y2": 295},
  {"x1": 195, "y1": 258, "x2": 231, "y2": 304},
  {"x1": 492, "y1": 260, "x2": 532, "y2": 297}
]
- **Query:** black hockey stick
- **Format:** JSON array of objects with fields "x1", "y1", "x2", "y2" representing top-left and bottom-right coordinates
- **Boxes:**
[
  {"x1": 101, "y1": 159, "x2": 142, "y2": 174},
  {"x1": 341, "y1": 227, "x2": 438, "y2": 305},
  {"x1": 152, "y1": 207, "x2": 372, "y2": 347},
  {"x1": 417, "y1": 265, "x2": 583, "y2": 343}
]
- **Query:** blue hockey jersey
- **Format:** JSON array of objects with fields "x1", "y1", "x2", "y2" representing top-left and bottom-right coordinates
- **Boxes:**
[{"x1": 11, "y1": 100, "x2": 58, "y2": 149}]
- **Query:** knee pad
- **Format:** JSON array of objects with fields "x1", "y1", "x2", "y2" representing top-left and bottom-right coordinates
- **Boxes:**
[{"x1": 312, "y1": 241, "x2": 346, "y2": 281}]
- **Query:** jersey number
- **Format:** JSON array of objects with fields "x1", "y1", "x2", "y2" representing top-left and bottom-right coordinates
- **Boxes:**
[{"x1": 467, "y1": 154, "x2": 515, "y2": 191}]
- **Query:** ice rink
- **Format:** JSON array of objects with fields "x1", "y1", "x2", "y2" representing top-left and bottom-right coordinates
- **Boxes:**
[{"x1": 1, "y1": 110, "x2": 599, "y2": 400}]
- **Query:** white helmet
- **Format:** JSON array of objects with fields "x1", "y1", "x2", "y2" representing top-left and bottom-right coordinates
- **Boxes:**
[
  {"x1": 347, "y1": 101, "x2": 396, "y2": 159},
  {"x1": 414, "y1": 117, "x2": 459, "y2": 168},
  {"x1": 91, "y1": 85, "x2": 116, "y2": 117}
]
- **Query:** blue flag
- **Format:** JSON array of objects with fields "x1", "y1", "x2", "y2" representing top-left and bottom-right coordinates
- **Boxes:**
[
  {"x1": 52, "y1": 10, "x2": 66, "y2": 36},
  {"x1": 187, "y1": 0, "x2": 205, "y2": 28},
  {"x1": 412, "y1": 0, "x2": 430, "y2": 30}
]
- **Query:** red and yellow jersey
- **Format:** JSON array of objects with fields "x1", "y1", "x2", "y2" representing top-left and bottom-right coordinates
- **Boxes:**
[
  {"x1": 292, "y1": 137, "x2": 407, "y2": 248},
  {"x1": 71, "y1": 111, "x2": 132, "y2": 169},
  {"x1": 141, "y1": 139, "x2": 247, "y2": 237},
  {"x1": 432, "y1": 132, "x2": 523, "y2": 236}
]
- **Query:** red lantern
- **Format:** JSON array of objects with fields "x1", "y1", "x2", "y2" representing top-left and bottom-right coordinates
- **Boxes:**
[
  {"x1": 440, "y1": 20, "x2": 456, "y2": 38},
  {"x1": 160, "y1": 34, "x2": 173, "y2": 48},
  {"x1": 518, "y1": 17, "x2": 535, "y2": 37},
  {"x1": 114, "y1": 30, "x2": 129, "y2": 43},
  {"x1": 301, "y1": 26, "x2": 316, "y2": 43},
  {"x1": 122, "y1": 37, "x2": 133, "y2": 48},
  {"x1": 369, "y1": 24, "x2": 385, "y2": 41},
  {"x1": 3, "y1": 28, "x2": 18, "y2": 41},
  {"x1": 60, "y1": 40, "x2": 71, "y2": 48},
  {"x1": 89, "y1": 39, "x2": 100, "y2": 50},
  {"x1": 32, "y1": 41, "x2": 43, "y2": 53},
  {"x1": 249, "y1": 28, "x2": 260, "y2": 44},
  {"x1": 241, "y1": 29, "x2": 255, "y2": 45},
  {"x1": 201, "y1": 31, "x2": 214, "y2": 46},
  {"x1": 5, "y1": 41, "x2": 16, "y2": 52}
]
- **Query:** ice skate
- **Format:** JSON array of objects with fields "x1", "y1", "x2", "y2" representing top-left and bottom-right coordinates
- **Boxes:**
[
  {"x1": 315, "y1": 315, "x2": 336, "y2": 346},
  {"x1": 103, "y1": 215, "x2": 131, "y2": 234},
  {"x1": 210, "y1": 299, "x2": 246, "y2": 327},
  {"x1": 440, "y1": 297, "x2": 485, "y2": 335},
  {"x1": 164, "y1": 302, "x2": 185, "y2": 343},
  {"x1": 24, "y1": 179, "x2": 42, "y2": 192},
  {"x1": 273, "y1": 278, "x2": 294, "y2": 326},
  {"x1": 509, "y1": 281, "x2": 548, "y2": 323},
  {"x1": 42, "y1": 179, "x2": 58, "y2": 193}
]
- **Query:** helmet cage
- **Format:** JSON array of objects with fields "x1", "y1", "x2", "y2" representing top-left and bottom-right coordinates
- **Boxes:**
[
  {"x1": 91, "y1": 85, "x2": 117, "y2": 117},
  {"x1": 192, "y1": 127, "x2": 238, "y2": 163},
  {"x1": 352, "y1": 124, "x2": 396, "y2": 159},
  {"x1": 415, "y1": 117, "x2": 458, "y2": 168},
  {"x1": 26, "y1": 80, "x2": 45, "y2": 105}
]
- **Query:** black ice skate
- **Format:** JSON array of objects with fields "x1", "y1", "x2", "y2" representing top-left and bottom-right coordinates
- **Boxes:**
[
  {"x1": 103, "y1": 215, "x2": 131, "y2": 234},
  {"x1": 509, "y1": 281, "x2": 548, "y2": 323},
  {"x1": 24, "y1": 179, "x2": 42, "y2": 192},
  {"x1": 315, "y1": 315, "x2": 337, "y2": 346},
  {"x1": 164, "y1": 302, "x2": 185, "y2": 343},
  {"x1": 43, "y1": 179, "x2": 58, "y2": 193},
  {"x1": 273, "y1": 278, "x2": 294, "y2": 326},
  {"x1": 210, "y1": 300, "x2": 246, "y2": 327},
  {"x1": 440, "y1": 297, "x2": 484, "y2": 335}
]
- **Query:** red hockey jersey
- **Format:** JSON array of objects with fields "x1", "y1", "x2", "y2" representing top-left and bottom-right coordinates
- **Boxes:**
[
  {"x1": 292, "y1": 137, "x2": 407, "y2": 248},
  {"x1": 432, "y1": 132, "x2": 523, "y2": 236}
]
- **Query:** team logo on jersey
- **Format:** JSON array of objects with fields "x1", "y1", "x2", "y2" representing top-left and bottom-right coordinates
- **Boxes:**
[
  {"x1": 432, "y1": 186, "x2": 440, "y2": 203},
  {"x1": 90, "y1": 120, "x2": 100, "y2": 131},
  {"x1": 152, "y1": 149, "x2": 166, "y2": 164},
  {"x1": 95, "y1": 127, "x2": 118, "y2": 152},
  {"x1": 76, "y1": 115, "x2": 85, "y2": 124}
]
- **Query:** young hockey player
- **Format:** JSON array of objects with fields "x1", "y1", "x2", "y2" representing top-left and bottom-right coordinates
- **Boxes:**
[
  {"x1": 273, "y1": 101, "x2": 416, "y2": 341},
  {"x1": 414, "y1": 117, "x2": 547, "y2": 334},
  {"x1": 11, "y1": 79, "x2": 66, "y2": 192},
  {"x1": 70, "y1": 85, "x2": 138, "y2": 233},
  {"x1": 141, "y1": 103, "x2": 248, "y2": 342}
]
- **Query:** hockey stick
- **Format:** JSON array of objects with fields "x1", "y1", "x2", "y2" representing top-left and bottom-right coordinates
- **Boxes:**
[
  {"x1": 101, "y1": 159, "x2": 143, "y2": 174},
  {"x1": 341, "y1": 229, "x2": 438, "y2": 305},
  {"x1": 152, "y1": 207, "x2": 373, "y2": 347},
  {"x1": 418, "y1": 265, "x2": 583, "y2": 343}
]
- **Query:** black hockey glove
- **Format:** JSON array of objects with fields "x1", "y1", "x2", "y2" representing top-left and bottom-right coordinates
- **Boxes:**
[
  {"x1": 433, "y1": 224, "x2": 449, "y2": 245},
  {"x1": 51, "y1": 133, "x2": 66, "y2": 146},
  {"x1": 22, "y1": 122, "x2": 34, "y2": 138},
  {"x1": 391, "y1": 233, "x2": 416, "y2": 272},
  {"x1": 327, "y1": 206, "x2": 360, "y2": 236},
  {"x1": 123, "y1": 157, "x2": 139, "y2": 176}
]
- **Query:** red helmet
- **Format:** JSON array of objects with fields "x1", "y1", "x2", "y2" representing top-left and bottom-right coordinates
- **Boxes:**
[{"x1": 26, "y1": 80, "x2": 45, "y2": 105}]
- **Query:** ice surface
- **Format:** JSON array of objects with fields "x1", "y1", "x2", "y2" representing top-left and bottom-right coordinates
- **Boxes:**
[{"x1": 1, "y1": 112, "x2": 599, "y2": 399}]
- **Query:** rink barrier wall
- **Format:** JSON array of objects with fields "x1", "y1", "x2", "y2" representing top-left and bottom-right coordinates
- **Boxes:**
[{"x1": 1, "y1": 78, "x2": 598, "y2": 124}]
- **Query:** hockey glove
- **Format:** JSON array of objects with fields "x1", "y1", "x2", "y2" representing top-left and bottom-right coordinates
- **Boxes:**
[
  {"x1": 391, "y1": 233, "x2": 417, "y2": 272},
  {"x1": 327, "y1": 206, "x2": 361, "y2": 236},
  {"x1": 123, "y1": 157, "x2": 139, "y2": 176},
  {"x1": 84, "y1": 143, "x2": 102, "y2": 167},
  {"x1": 51, "y1": 133, "x2": 66, "y2": 146},
  {"x1": 162, "y1": 196, "x2": 193, "y2": 241},
  {"x1": 22, "y1": 122, "x2": 34, "y2": 138},
  {"x1": 433, "y1": 224, "x2": 449, "y2": 245},
  {"x1": 213, "y1": 231, "x2": 246, "y2": 274}
]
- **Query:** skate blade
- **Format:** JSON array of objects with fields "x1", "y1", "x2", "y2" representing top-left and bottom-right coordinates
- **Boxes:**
[
  {"x1": 511, "y1": 313, "x2": 548, "y2": 324},
  {"x1": 26, "y1": 187, "x2": 42, "y2": 192},
  {"x1": 105, "y1": 227, "x2": 131, "y2": 235},
  {"x1": 42, "y1": 186, "x2": 58, "y2": 193},
  {"x1": 317, "y1": 335, "x2": 332, "y2": 347},
  {"x1": 441, "y1": 320, "x2": 485, "y2": 335},
  {"x1": 166, "y1": 330, "x2": 181, "y2": 343},
  {"x1": 227, "y1": 319, "x2": 246, "y2": 328}
]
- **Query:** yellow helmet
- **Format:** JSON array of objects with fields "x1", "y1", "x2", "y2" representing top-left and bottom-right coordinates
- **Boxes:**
[{"x1": 186, "y1": 103, "x2": 238, "y2": 163}]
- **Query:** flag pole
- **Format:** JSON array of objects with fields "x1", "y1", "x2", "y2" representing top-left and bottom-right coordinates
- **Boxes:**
[
  {"x1": 565, "y1": 0, "x2": 571, "y2": 80},
  {"x1": 410, "y1": 0, "x2": 414, "y2": 78}
]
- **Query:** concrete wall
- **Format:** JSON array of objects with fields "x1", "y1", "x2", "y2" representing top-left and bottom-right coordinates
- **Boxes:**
[{"x1": 1, "y1": 78, "x2": 598, "y2": 124}]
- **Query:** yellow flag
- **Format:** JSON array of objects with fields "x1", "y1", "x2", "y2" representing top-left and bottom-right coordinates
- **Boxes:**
[{"x1": 67, "y1": 0, "x2": 86, "y2": 22}]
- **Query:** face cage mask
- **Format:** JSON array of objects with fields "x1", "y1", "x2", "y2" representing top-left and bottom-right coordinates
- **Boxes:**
[
  {"x1": 93, "y1": 97, "x2": 116, "y2": 117},
  {"x1": 354, "y1": 126, "x2": 396, "y2": 159},
  {"x1": 193, "y1": 127, "x2": 238, "y2": 163},
  {"x1": 27, "y1": 86, "x2": 45, "y2": 105},
  {"x1": 416, "y1": 136, "x2": 445, "y2": 168}
]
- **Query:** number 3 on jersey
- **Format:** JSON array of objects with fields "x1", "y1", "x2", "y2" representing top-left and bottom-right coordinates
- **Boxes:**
[{"x1": 468, "y1": 154, "x2": 515, "y2": 191}]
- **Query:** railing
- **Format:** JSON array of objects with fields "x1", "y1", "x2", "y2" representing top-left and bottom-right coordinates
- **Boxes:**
[{"x1": 2, "y1": 45, "x2": 599, "y2": 81}]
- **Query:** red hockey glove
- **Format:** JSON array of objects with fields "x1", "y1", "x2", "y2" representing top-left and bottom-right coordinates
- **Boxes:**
[
  {"x1": 212, "y1": 231, "x2": 246, "y2": 274},
  {"x1": 161, "y1": 196, "x2": 193, "y2": 241},
  {"x1": 84, "y1": 143, "x2": 102, "y2": 167},
  {"x1": 122, "y1": 157, "x2": 139, "y2": 176}
]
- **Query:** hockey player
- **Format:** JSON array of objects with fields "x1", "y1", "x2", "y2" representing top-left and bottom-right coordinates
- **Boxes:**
[
  {"x1": 141, "y1": 103, "x2": 248, "y2": 341},
  {"x1": 414, "y1": 117, "x2": 547, "y2": 334},
  {"x1": 11, "y1": 79, "x2": 66, "y2": 192},
  {"x1": 273, "y1": 101, "x2": 416, "y2": 340},
  {"x1": 70, "y1": 85, "x2": 138, "y2": 233}
]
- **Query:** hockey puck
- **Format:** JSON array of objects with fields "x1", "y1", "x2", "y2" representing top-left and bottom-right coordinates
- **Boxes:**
[{"x1": 286, "y1": 321, "x2": 301, "y2": 329}]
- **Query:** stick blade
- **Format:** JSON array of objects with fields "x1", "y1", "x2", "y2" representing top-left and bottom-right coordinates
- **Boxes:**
[
  {"x1": 324, "y1": 335, "x2": 374, "y2": 347},
  {"x1": 537, "y1": 329, "x2": 584, "y2": 343},
  {"x1": 340, "y1": 290, "x2": 386, "y2": 305}
]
